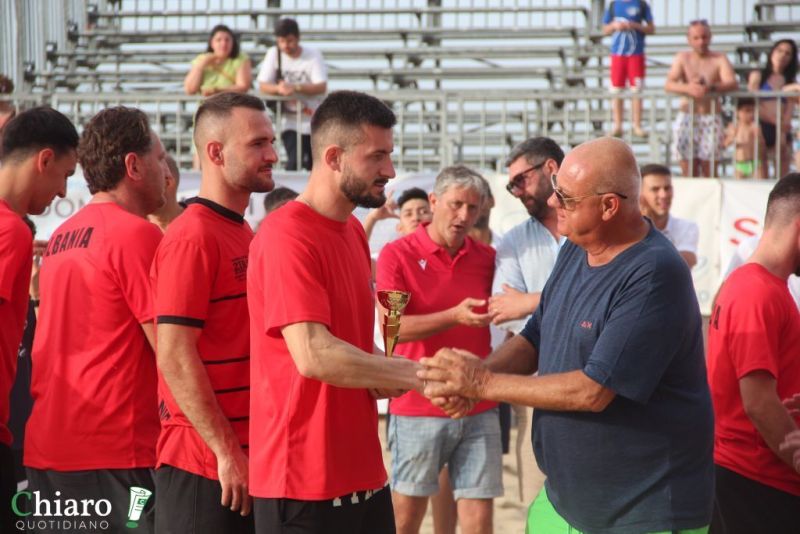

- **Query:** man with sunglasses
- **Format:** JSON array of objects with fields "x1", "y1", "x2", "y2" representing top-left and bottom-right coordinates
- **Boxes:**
[
  {"x1": 420, "y1": 137, "x2": 714, "y2": 534},
  {"x1": 487, "y1": 137, "x2": 564, "y2": 506}
]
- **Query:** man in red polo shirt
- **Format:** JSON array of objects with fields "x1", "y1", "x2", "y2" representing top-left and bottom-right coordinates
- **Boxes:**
[
  {"x1": 0, "y1": 107, "x2": 78, "y2": 532},
  {"x1": 708, "y1": 172, "x2": 800, "y2": 534},
  {"x1": 248, "y1": 90, "x2": 423, "y2": 534},
  {"x1": 152, "y1": 92, "x2": 277, "y2": 533},
  {"x1": 24, "y1": 107, "x2": 168, "y2": 533},
  {"x1": 376, "y1": 165, "x2": 500, "y2": 534}
]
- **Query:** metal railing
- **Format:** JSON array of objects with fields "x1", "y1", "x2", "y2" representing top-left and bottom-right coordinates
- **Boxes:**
[{"x1": 3, "y1": 88, "x2": 795, "y2": 178}]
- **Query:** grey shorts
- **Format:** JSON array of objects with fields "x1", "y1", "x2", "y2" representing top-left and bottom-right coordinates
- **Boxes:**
[{"x1": 388, "y1": 408, "x2": 503, "y2": 500}]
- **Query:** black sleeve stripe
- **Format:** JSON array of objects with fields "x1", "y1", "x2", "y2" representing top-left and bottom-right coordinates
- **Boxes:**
[
  {"x1": 205, "y1": 356, "x2": 249, "y2": 365},
  {"x1": 240, "y1": 444, "x2": 249, "y2": 450},
  {"x1": 210, "y1": 292, "x2": 247, "y2": 304},
  {"x1": 214, "y1": 386, "x2": 250, "y2": 394},
  {"x1": 228, "y1": 416, "x2": 249, "y2": 422},
  {"x1": 157, "y1": 315, "x2": 205, "y2": 328}
]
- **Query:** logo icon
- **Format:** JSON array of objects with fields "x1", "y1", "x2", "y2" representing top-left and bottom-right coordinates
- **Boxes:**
[
  {"x1": 418, "y1": 259, "x2": 427, "y2": 271},
  {"x1": 125, "y1": 487, "x2": 152, "y2": 529}
]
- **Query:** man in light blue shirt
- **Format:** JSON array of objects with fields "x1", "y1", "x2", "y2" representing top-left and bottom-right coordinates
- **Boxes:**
[{"x1": 488, "y1": 137, "x2": 564, "y2": 504}]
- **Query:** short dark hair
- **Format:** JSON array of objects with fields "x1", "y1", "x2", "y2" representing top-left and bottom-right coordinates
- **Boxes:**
[
  {"x1": 765, "y1": 172, "x2": 800, "y2": 226},
  {"x1": 194, "y1": 92, "x2": 266, "y2": 149},
  {"x1": 640, "y1": 163, "x2": 672, "y2": 179},
  {"x1": 505, "y1": 136, "x2": 564, "y2": 168},
  {"x1": 275, "y1": 18, "x2": 300, "y2": 38},
  {"x1": 736, "y1": 97, "x2": 756, "y2": 109},
  {"x1": 263, "y1": 186, "x2": 299, "y2": 214},
  {"x1": 78, "y1": 106, "x2": 152, "y2": 194},
  {"x1": 206, "y1": 24, "x2": 240, "y2": 59},
  {"x1": 396, "y1": 187, "x2": 429, "y2": 209},
  {"x1": 1, "y1": 106, "x2": 78, "y2": 163},
  {"x1": 311, "y1": 91, "x2": 396, "y2": 160}
]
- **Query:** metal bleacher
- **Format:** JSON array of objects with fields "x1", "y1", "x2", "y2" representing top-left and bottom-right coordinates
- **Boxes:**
[{"x1": 2, "y1": 0, "x2": 799, "y2": 172}]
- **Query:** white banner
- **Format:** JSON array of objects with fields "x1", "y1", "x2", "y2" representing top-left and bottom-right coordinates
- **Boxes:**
[{"x1": 29, "y1": 170, "x2": 776, "y2": 316}]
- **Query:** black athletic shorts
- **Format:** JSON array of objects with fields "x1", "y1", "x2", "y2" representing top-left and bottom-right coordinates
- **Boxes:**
[
  {"x1": 254, "y1": 484, "x2": 395, "y2": 534},
  {"x1": 24, "y1": 466, "x2": 155, "y2": 534},
  {"x1": 710, "y1": 464, "x2": 800, "y2": 534},
  {"x1": 155, "y1": 464, "x2": 254, "y2": 534},
  {"x1": 1, "y1": 444, "x2": 16, "y2": 534}
]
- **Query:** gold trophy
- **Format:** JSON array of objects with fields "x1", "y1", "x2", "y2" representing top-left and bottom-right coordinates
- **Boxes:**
[{"x1": 377, "y1": 290, "x2": 410, "y2": 358}]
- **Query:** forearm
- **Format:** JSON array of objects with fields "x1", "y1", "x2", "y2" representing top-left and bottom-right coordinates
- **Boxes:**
[
  {"x1": 362, "y1": 214, "x2": 379, "y2": 241},
  {"x1": 297, "y1": 81, "x2": 327, "y2": 96},
  {"x1": 601, "y1": 24, "x2": 615, "y2": 36},
  {"x1": 398, "y1": 309, "x2": 457, "y2": 342},
  {"x1": 158, "y1": 333, "x2": 240, "y2": 458},
  {"x1": 679, "y1": 251, "x2": 697, "y2": 269},
  {"x1": 285, "y1": 322, "x2": 422, "y2": 390},
  {"x1": 664, "y1": 80, "x2": 690, "y2": 96},
  {"x1": 485, "y1": 334, "x2": 538, "y2": 375},
  {"x1": 481, "y1": 369, "x2": 614, "y2": 412},
  {"x1": 184, "y1": 65, "x2": 205, "y2": 95},
  {"x1": 259, "y1": 82, "x2": 281, "y2": 95},
  {"x1": 746, "y1": 396, "x2": 799, "y2": 467}
]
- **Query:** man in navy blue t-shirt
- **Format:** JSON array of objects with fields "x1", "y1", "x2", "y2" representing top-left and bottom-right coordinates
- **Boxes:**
[{"x1": 419, "y1": 137, "x2": 714, "y2": 534}]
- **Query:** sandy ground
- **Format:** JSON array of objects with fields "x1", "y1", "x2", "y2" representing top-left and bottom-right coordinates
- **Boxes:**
[{"x1": 378, "y1": 416, "x2": 531, "y2": 534}]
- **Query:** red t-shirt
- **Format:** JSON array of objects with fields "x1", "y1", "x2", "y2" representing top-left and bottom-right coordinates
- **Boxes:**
[
  {"x1": 25, "y1": 202, "x2": 162, "y2": 470},
  {"x1": 248, "y1": 201, "x2": 386, "y2": 500},
  {"x1": 376, "y1": 223, "x2": 496, "y2": 417},
  {"x1": 152, "y1": 198, "x2": 252, "y2": 480},
  {"x1": 708, "y1": 263, "x2": 800, "y2": 496},
  {"x1": 0, "y1": 200, "x2": 32, "y2": 446}
]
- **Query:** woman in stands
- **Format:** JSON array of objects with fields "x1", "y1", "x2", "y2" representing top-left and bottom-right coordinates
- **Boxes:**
[
  {"x1": 747, "y1": 39, "x2": 797, "y2": 178},
  {"x1": 184, "y1": 24, "x2": 252, "y2": 97}
]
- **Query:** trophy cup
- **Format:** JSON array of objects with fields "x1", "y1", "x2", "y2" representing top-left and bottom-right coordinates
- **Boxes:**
[{"x1": 377, "y1": 290, "x2": 410, "y2": 358}]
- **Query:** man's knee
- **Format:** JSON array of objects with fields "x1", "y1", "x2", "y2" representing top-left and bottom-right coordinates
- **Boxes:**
[
  {"x1": 392, "y1": 492, "x2": 428, "y2": 533},
  {"x1": 457, "y1": 498, "x2": 493, "y2": 533}
]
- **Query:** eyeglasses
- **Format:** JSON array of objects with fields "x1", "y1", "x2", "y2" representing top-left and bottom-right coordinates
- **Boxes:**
[
  {"x1": 550, "y1": 174, "x2": 628, "y2": 210},
  {"x1": 505, "y1": 161, "x2": 547, "y2": 194}
]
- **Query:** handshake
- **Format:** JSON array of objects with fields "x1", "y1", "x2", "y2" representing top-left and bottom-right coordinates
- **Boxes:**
[{"x1": 372, "y1": 348, "x2": 491, "y2": 420}]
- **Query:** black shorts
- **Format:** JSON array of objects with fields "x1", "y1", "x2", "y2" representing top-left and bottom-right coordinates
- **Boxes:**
[
  {"x1": 759, "y1": 120, "x2": 793, "y2": 149},
  {"x1": 24, "y1": 466, "x2": 155, "y2": 534},
  {"x1": 710, "y1": 464, "x2": 800, "y2": 534},
  {"x1": 253, "y1": 485, "x2": 395, "y2": 534},
  {"x1": 155, "y1": 465, "x2": 254, "y2": 534},
  {"x1": 1, "y1": 444, "x2": 16, "y2": 534}
]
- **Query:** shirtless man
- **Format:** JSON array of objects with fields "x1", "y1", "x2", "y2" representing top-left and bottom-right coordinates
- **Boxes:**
[{"x1": 665, "y1": 20, "x2": 738, "y2": 178}]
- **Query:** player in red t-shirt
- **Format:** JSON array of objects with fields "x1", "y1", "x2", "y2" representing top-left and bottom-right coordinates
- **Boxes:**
[
  {"x1": 24, "y1": 107, "x2": 168, "y2": 533},
  {"x1": 0, "y1": 107, "x2": 78, "y2": 533},
  {"x1": 707, "y1": 172, "x2": 800, "y2": 533},
  {"x1": 376, "y1": 165, "x2": 501, "y2": 534},
  {"x1": 249, "y1": 91, "x2": 425, "y2": 534},
  {"x1": 152, "y1": 93, "x2": 277, "y2": 533}
]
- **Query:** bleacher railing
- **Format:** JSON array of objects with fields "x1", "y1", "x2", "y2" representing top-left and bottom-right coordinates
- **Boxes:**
[{"x1": 3, "y1": 89, "x2": 796, "y2": 179}]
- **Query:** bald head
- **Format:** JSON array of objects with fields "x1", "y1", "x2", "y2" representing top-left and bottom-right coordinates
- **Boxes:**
[{"x1": 560, "y1": 138, "x2": 640, "y2": 204}]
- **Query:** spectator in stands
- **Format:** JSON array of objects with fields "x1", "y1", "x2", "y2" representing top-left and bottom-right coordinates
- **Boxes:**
[
  {"x1": 707, "y1": 172, "x2": 800, "y2": 534},
  {"x1": 665, "y1": 19, "x2": 738, "y2": 178},
  {"x1": 601, "y1": 0, "x2": 655, "y2": 138},
  {"x1": 488, "y1": 137, "x2": 564, "y2": 507},
  {"x1": 148, "y1": 154, "x2": 184, "y2": 232},
  {"x1": 376, "y1": 165, "x2": 500, "y2": 534},
  {"x1": 420, "y1": 137, "x2": 715, "y2": 534},
  {"x1": 723, "y1": 98, "x2": 766, "y2": 179},
  {"x1": 262, "y1": 186, "x2": 298, "y2": 215},
  {"x1": 747, "y1": 39, "x2": 798, "y2": 179},
  {"x1": 639, "y1": 163, "x2": 699, "y2": 268},
  {"x1": 258, "y1": 18, "x2": 328, "y2": 172},
  {"x1": 25, "y1": 106, "x2": 167, "y2": 533},
  {"x1": 184, "y1": 24, "x2": 252, "y2": 97},
  {"x1": 363, "y1": 187, "x2": 432, "y2": 241},
  {"x1": 0, "y1": 74, "x2": 14, "y2": 133},
  {"x1": 0, "y1": 107, "x2": 78, "y2": 533}
]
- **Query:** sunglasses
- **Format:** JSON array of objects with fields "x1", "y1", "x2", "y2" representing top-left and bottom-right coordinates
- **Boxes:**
[
  {"x1": 505, "y1": 161, "x2": 547, "y2": 194},
  {"x1": 550, "y1": 174, "x2": 629, "y2": 210}
]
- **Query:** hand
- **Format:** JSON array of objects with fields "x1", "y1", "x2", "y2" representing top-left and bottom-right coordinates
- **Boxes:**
[
  {"x1": 217, "y1": 447, "x2": 252, "y2": 516},
  {"x1": 418, "y1": 348, "x2": 489, "y2": 399},
  {"x1": 431, "y1": 395, "x2": 477, "y2": 419},
  {"x1": 451, "y1": 298, "x2": 492, "y2": 328},
  {"x1": 365, "y1": 191, "x2": 399, "y2": 224},
  {"x1": 277, "y1": 80, "x2": 295, "y2": 96},
  {"x1": 369, "y1": 387, "x2": 408, "y2": 399},
  {"x1": 489, "y1": 284, "x2": 535, "y2": 324},
  {"x1": 687, "y1": 81, "x2": 708, "y2": 99},
  {"x1": 200, "y1": 87, "x2": 218, "y2": 97},
  {"x1": 613, "y1": 21, "x2": 631, "y2": 31},
  {"x1": 779, "y1": 430, "x2": 800, "y2": 474},
  {"x1": 783, "y1": 393, "x2": 800, "y2": 415}
]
